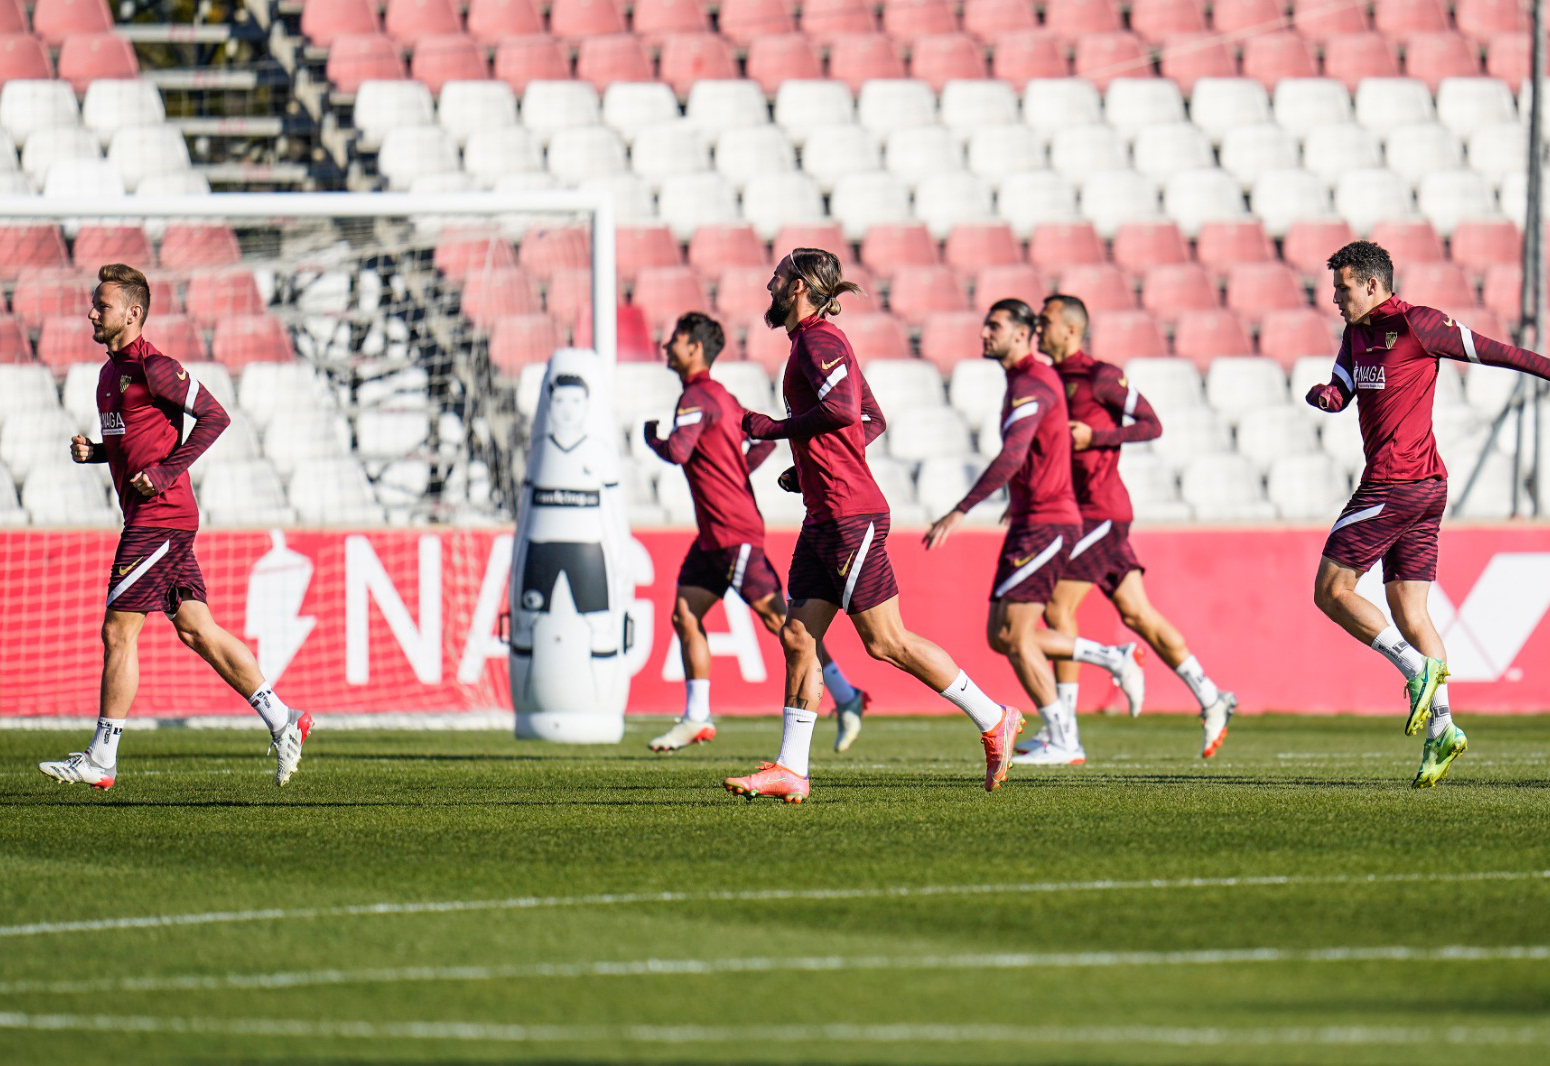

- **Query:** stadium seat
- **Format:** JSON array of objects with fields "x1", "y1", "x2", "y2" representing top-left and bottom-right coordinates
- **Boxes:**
[
  {"x1": 1218, "y1": 125, "x2": 1301, "y2": 195},
  {"x1": 1071, "y1": 33, "x2": 1149, "y2": 92},
  {"x1": 301, "y1": 0, "x2": 381, "y2": 47},
  {"x1": 1372, "y1": 0, "x2": 1449, "y2": 36},
  {"x1": 107, "y1": 124, "x2": 191, "y2": 193},
  {"x1": 547, "y1": 125, "x2": 628, "y2": 186},
  {"x1": 712, "y1": 265, "x2": 776, "y2": 321},
  {"x1": 945, "y1": 357, "x2": 1005, "y2": 432},
  {"x1": 961, "y1": 0, "x2": 1035, "y2": 40},
  {"x1": 482, "y1": 313, "x2": 559, "y2": 375},
  {"x1": 1048, "y1": 124, "x2": 1128, "y2": 181},
  {"x1": 1396, "y1": 262, "x2": 1476, "y2": 315},
  {"x1": 492, "y1": 36, "x2": 570, "y2": 93},
  {"x1": 657, "y1": 172, "x2": 740, "y2": 240},
  {"x1": 519, "y1": 81, "x2": 600, "y2": 145},
  {"x1": 1211, "y1": 0, "x2": 1287, "y2": 33},
  {"x1": 33, "y1": 315, "x2": 97, "y2": 374},
  {"x1": 910, "y1": 33, "x2": 989, "y2": 90},
  {"x1": 1027, "y1": 221, "x2": 1105, "y2": 272},
  {"x1": 914, "y1": 455, "x2": 980, "y2": 515},
  {"x1": 1055, "y1": 262, "x2": 1134, "y2": 310},
  {"x1": 989, "y1": 29, "x2": 1070, "y2": 84},
  {"x1": 457, "y1": 267, "x2": 542, "y2": 328},
  {"x1": 1159, "y1": 34, "x2": 1237, "y2": 94},
  {"x1": 772, "y1": 80, "x2": 855, "y2": 148},
  {"x1": 1044, "y1": 0, "x2": 1122, "y2": 36},
  {"x1": 1487, "y1": 31, "x2": 1531, "y2": 85},
  {"x1": 19, "y1": 125, "x2": 98, "y2": 188},
  {"x1": 41, "y1": 156, "x2": 124, "y2": 201},
  {"x1": 1189, "y1": 78, "x2": 1272, "y2": 145},
  {"x1": 1323, "y1": 33, "x2": 1401, "y2": 91},
  {"x1": 354, "y1": 408, "x2": 431, "y2": 462},
  {"x1": 943, "y1": 222, "x2": 1020, "y2": 272},
  {"x1": 1480, "y1": 262, "x2": 1521, "y2": 318},
  {"x1": 433, "y1": 230, "x2": 518, "y2": 279},
  {"x1": 1267, "y1": 452, "x2": 1352, "y2": 519},
  {"x1": 1105, "y1": 78, "x2": 1186, "y2": 140},
  {"x1": 1195, "y1": 219, "x2": 1275, "y2": 278},
  {"x1": 0, "y1": 80, "x2": 78, "y2": 149},
  {"x1": 1367, "y1": 219, "x2": 1445, "y2": 264},
  {"x1": 1087, "y1": 310, "x2": 1168, "y2": 361},
  {"x1": 859, "y1": 223, "x2": 937, "y2": 279},
  {"x1": 918, "y1": 311, "x2": 987, "y2": 372},
  {"x1": 186, "y1": 271, "x2": 265, "y2": 326},
  {"x1": 889, "y1": 408, "x2": 972, "y2": 467},
  {"x1": 1271, "y1": 77, "x2": 1352, "y2": 137},
  {"x1": 687, "y1": 224, "x2": 765, "y2": 275},
  {"x1": 1465, "y1": 121, "x2": 1525, "y2": 188},
  {"x1": 657, "y1": 33, "x2": 740, "y2": 98},
  {"x1": 438, "y1": 80, "x2": 517, "y2": 149},
  {"x1": 1499, "y1": 169, "x2": 1530, "y2": 229},
  {"x1": 615, "y1": 225, "x2": 683, "y2": 286},
  {"x1": 1353, "y1": 76, "x2": 1434, "y2": 131},
  {"x1": 970, "y1": 262, "x2": 1045, "y2": 306},
  {"x1": 1236, "y1": 405, "x2": 1320, "y2": 473},
  {"x1": 799, "y1": 0, "x2": 878, "y2": 40},
  {"x1": 376, "y1": 124, "x2": 460, "y2": 190},
  {"x1": 941, "y1": 80, "x2": 1024, "y2": 138},
  {"x1": 1130, "y1": 0, "x2": 1206, "y2": 40},
  {"x1": 1291, "y1": 0, "x2": 1368, "y2": 39},
  {"x1": 32, "y1": 0, "x2": 113, "y2": 47},
  {"x1": 1450, "y1": 219, "x2": 1521, "y2": 277},
  {"x1": 740, "y1": 313, "x2": 794, "y2": 370},
  {"x1": 466, "y1": 0, "x2": 542, "y2": 44},
  {"x1": 1165, "y1": 167, "x2": 1250, "y2": 237},
  {"x1": 744, "y1": 33, "x2": 824, "y2": 94},
  {"x1": 325, "y1": 33, "x2": 405, "y2": 94},
  {"x1": 997, "y1": 171, "x2": 1079, "y2": 235},
  {"x1": 515, "y1": 226, "x2": 590, "y2": 281},
  {"x1": 1140, "y1": 263, "x2": 1219, "y2": 322},
  {"x1": 201, "y1": 457, "x2": 295, "y2": 526},
  {"x1": 886, "y1": 264, "x2": 969, "y2": 325},
  {"x1": 915, "y1": 171, "x2": 996, "y2": 238},
  {"x1": 742, "y1": 172, "x2": 827, "y2": 241},
  {"x1": 631, "y1": 265, "x2": 709, "y2": 337},
  {"x1": 212, "y1": 315, "x2": 294, "y2": 371},
  {"x1": 0, "y1": 364, "x2": 61, "y2": 418},
  {"x1": 1334, "y1": 168, "x2": 1415, "y2": 233},
  {"x1": 882, "y1": 0, "x2": 959, "y2": 41},
  {"x1": 634, "y1": 0, "x2": 711, "y2": 38},
  {"x1": 1224, "y1": 262, "x2": 1307, "y2": 325},
  {"x1": 548, "y1": 0, "x2": 624, "y2": 38},
  {"x1": 1173, "y1": 309, "x2": 1254, "y2": 365},
  {"x1": 830, "y1": 171, "x2": 914, "y2": 240},
  {"x1": 574, "y1": 35, "x2": 654, "y2": 93},
  {"x1": 864, "y1": 357, "x2": 946, "y2": 413},
  {"x1": 410, "y1": 34, "x2": 489, "y2": 95},
  {"x1": 289, "y1": 458, "x2": 387, "y2": 525},
  {"x1": 1301, "y1": 122, "x2": 1381, "y2": 186},
  {"x1": 800, "y1": 123, "x2": 880, "y2": 192},
  {"x1": 1239, "y1": 30, "x2": 1317, "y2": 89},
  {"x1": 1257, "y1": 308, "x2": 1340, "y2": 366},
  {"x1": 1456, "y1": 0, "x2": 1527, "y2": 40},
  {"x1": 23, "y1": 461, "x2": 117, "y2": 526},
  {"x1": 601, "y1": 82, "x2": 679, "y2": 147},
  {"x1": 717, "y1": 126, "x2": 798, "y2": 192},
  {"x1": 1111, "y1": 221, "x2": 1188, "y2": 278},
  {"x1": 384, "y1": 0, "x2": 460, "y2": 43},
  {"x1": 81, "y1": 79, "x2": 165, "y2": 146},
  {"x1": 144, "y1": 314, "x2": 206, "y2": 362},
  {"x1": 629, "y1": 119, "x2": 711, "y2": 191},
  {"x1": 856, "y1": 78, "x2": 937, "y2": 138},
  {"x1": 709, "y1": 359, "x2": 775, "y2": 412},
  {"x1": 1079, "y1": 169, "x2": 1162, "y2": 238},
  {"x1": 1203, "y1": 355, "x2": 1288, "y2": 422},
  {"x1": 1385, "y1": 120, "x2": 1463, "y2": 186},
  {"x1": 0, "y1": 33, "x2": 51, "y2": 84},
  {"x1": 1133, "y1": 123, "x2": 1215, "y2": 183},
  {"x1": 1403, "y1": 32, "x2": 1483, "y2": 92},
  {"x1": 885, "y1": 125, "x2": 961, "y2": 189},
  {"x1": 1023, "y1": 78, "x2": 1103, "y2": 136},
  {"x1": 12, "y1": 269, "x2": 93, "y2": 331},
  {"x1": 0, "y1": 314, "x2": 31, "y2": 363},
  {"x1": 0, "y1": 225, "x2": 69, "y2": 281},
  {"x1": 1436, "y1": 77, "x2": 1517, "y2": 140},
  {"x1": 965, "y1": 123, "x2": 1044, "y2": 183}
]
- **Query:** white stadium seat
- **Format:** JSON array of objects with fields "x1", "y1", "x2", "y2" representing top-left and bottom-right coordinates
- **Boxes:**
[
  {"x1": 856, "y1": 79, "x2": 937, "y2": 137},
  {"x1": 940, "y1": 79, "x2": 1020, "y2": 141},
  {"x1": 1218, "y1": 124, "x2": 1301, "y2": 189},
  {"x1": 1121, "y1": 357, "x2": 1205, "y2": 419},
  {"x1": 612, "y1": 363, "x2": 683, "y2": 431},
  {"x1": 709, "y1": 360, "x2": 774, "y2": 412},
  {"x1": 0, "y1": 365, "x2": 61, "y2": 418},
  {"x1": 686, "y1": 80, "x2": 771, "y2": 139},
  {"x1": 377, "y1": 125, "x2": 460, "y2": 191},
  {"x1": 239, "y1": 362, "x2": 334, "y2": 429},
  {"x1": 888, "y1": 406, "x2": 972, "y2": 462},
  {"x1": 1466, "y1": 123, "x2": 1527, "y2": 191},
  {"x1": 1383, "y1": 122, "x2": 1462, "y2": 187},
  {"x1": 1104, "y1": 77, "x2": 1186, "y2": 140},
  {"x1": 915, "y1": 456, "x2": 983, "y2": 517},
  {"x1": 137, "y1": 170, "x2": 211, "y2": 198},
  {"x1": 371, "y1": 457, "x2": 433, "y2": 514},
  {"x1": 355, "y1": 409, "x2": 431, "y2": 460},
  {"x1": 658, "y1": 172, "x2": 741, "y2": 239},
  {"x1": 749, "y1": 448, "x2": 809, "y2": 524},
  {"x1": 773, "y1": 80, "x2": 855, "y2": 148},
  {"x1": 1353, "y1": 78, "x2": 1434, "y2": 132},
  {"x1": 1180, "y1": 453, "x2": 1276, "y2": 521},
  {"x1": 22, "y1": 461, "x2": 117, "y2": 527},
  {"x1": 0, "y1": 80, "x2": 80, "y2": 148},
  {"x1": 578, "y1": 173, "x2": 655, "y2": 223},
  {"x1": 1499, "y1": 170, "x2": 1528, "y2": 229},
  {"x1": 868, "y1": 454, "x2": 920, "y2": 508},
  {"x1": 353, "y1": 80, "x2": 435, "y2": 150},
  {"x1": 545, "y1": 125, "x2": 628, "y2": 185},
  {"x1": 1163, "y1": 167, "x2": 1249, "y2": 236},
  {"x1": 864, "y1": 359, "x2": 946, "y2": 414},
  {"x1": 21, "y1": 125, "x2": 99, "y2": 187},
  {"x1": 0, "y1": 409, "x2": 78, "y2": 482},
  {"x1": 1117, "y1": 450, "x2": 1191, "y2": 522},
  {"x1": 830, "y1": 171, "x2": 913, "y2": 240},
  {"x1": 1249, "y1": 169, "x2": 1333, "y2": 237},
  {"x1": 1266, "y1": 453, "x2": 1351, "y2": 520},
  {"x1": 1132, "y1": 122, "x2": 1215, "y2": 184},
  {"x1": 1048, "y1": 123, "x2": 1129, "y2": 182},
  {"x1": 966, "y1": 124, "x2": 1044, "y2": 183},
  {"x1": 62, "y1": 363, "x2": 103, "y2": 430},
  {"x1": 601, "y1": 81, "x2": 679, "y2": 146},
  {"x1": 714, "y1": 125, "x2": 796, "y2": 189},
  {"x1": 438, "y1": 80, "x2": 518, "y2": 147},
  {"x1": 799, "y1": 123, "x2": 881, "y2": 193},
  {"x1": 263, "y1": 409, "x2": 352, "y2": 477},
  {"x1": 1150, "y1": 406, "x2": 1233, "y2": 470},
  {"x1": 1023, "y1": 78, "x2": 1103, "y2": 136},
  {"x1": 185, "y1": 361, "x2": 237, "y2": 413},
  {"x1": 1318, "y1": 408, "x2": 1367, "y2": 477},
  {"x1": 885, "y1": 125, "x2": 962, "y2": 190},
  {"x1": 43, "y1": 157, "x2": 125, "y2": 200},
  {"x1": 81, "y1": 79, "x2": 165, "y2": 146},
  {"x1": 1301, "y1": 123, "x2": 1381, "y2": 185},
  {"x1": 1435, "y1": 77, "x2": 1516, "y2": 137},
  {"x1": 191, "y1": 410, "x2": 261, "y2": 484},
  {"x1": 288, "y1": 457, "x2": 387, "y2": 525},
  {"x1": 997, "y1": 171, "x2": 1079, "y2": 235},
  {"x1": 1272, "y1": 78, "x2": 1352, "y2": 138},
  {"x1": 1079, "y1": 169, "x2": 1160, "y2": 237},
  {"x1": 1416, "y1": 171, "x2": 1499, "y2": 238},
  {"x1": 1205, "y1": 356, "x2": 1289, "y2": 424},
  {"x1": 741, "y1": 172, "x2": 827, "y2": 239},
  {"x1": 1189, "y1": 78, "x2": 1272, "y2": 145},
  {"x1": 462, "y1": 126, "x2": 543, "y2": 189},
  {"x1": 947, "y1": 359, "x2": 1006, "y2": 433},
  {"x1": 629, "y1": 119, "x2": 710, "y2": 191},
  {"x1": 1233, "y1": 403, "x2": 1320, "y2": 472},
  {"x1": 107, "y1": 124, "x2": 191, "y2": 193},
  {"x1": 200, "y1": 457, "x2": 296, "y2": 526},
  {"x1": 1463, "y1": 361, "x2": 1522, "y2": 413},
  {"x1": 0, "y1": 460, "x2": 26, "y2": 525},
  {"x1": 1334, "y1": 168, "x2": 1415, "y2": 233},
  {"x1": 520, "y1": 81, "x2": 601, "y2": 143},
  {"x1": 914, "y1": 171, "x2": 996, "y2": 238}
]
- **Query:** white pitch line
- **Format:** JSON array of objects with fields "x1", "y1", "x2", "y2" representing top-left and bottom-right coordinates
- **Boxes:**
[
  {"x1": 2, "y1": 869, "x2": 1546, "y2": 940},
  {"x1": 1, "y1": 1013, "x2": 1548, "y2": 1047},
  {"x1": 2, "y1": 944, "x2": 1546, "y2": 997}
]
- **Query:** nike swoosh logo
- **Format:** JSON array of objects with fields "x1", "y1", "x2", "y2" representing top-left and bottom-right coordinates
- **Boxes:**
[
  {"x1": 116, "y1": 558, "x2": 141, "y2": 577},
  {"x1": 1012, "y1": 554, "x2": 1036, "y2": 567},
  {"x1": 1010, "y1": 396, "x2": 1038, "y2": 407},
  {"x1": 176, "y1": 370, "x2": 188, "y2": 380},
  {"x1": 837, "y1": 551, "x2": 856, "y2": 577},
  {"x1": 820, "y1": 356, "x2": 844, "y2": 372},
  {"x1": 1443, "y1": 318, "x2": 1455, "y2": 328},
  {"x1": 676, "y1": 405, "x2": 700, "y2": 414}
]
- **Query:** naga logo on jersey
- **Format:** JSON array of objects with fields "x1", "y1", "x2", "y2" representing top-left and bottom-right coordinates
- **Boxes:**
[
  {"x1": 1354, "y1": 364, "x2": 1387, "y2": 389},
  {"x1": 100, "y1": 411, "x2": 124, "y2": 436}
]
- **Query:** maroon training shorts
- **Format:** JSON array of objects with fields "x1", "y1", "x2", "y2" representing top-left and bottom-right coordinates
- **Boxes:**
[
  {"x1": 788, "y1": 512, "x2": 899, "y2": 614},
  {"x1": 1061, "y1": 517, "x2": 1145, "y2": 597},
  {"x1": 1322, "y1": 478, "x2": 1447, "y2": 583},
  {"x1": 991, "y1": 523, "x2": 1078, "y2": 604},
  {"x1": 677, "y1": 541, "x2": 783, "y2": 604},
  {"x1": 106, "y1": 527, "x2": 207, "y2": 616}
]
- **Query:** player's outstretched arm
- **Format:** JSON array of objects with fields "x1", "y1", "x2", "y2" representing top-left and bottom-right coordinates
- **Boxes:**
[
  {"x1": 945, "y1": 395, "x2": 1044, "y2": 521},
  {"x1": 136, "y1": 356, "x2": 231, "y2": 494},
  {"x1": 743, "y1": 337, "x2": 861, "y2": 441},
  {"x1": 69, "y1": 433, "x2": 104, "y2": 463},
  {"x1": 1088, "y1": 366, "x2": 1161, "y2": 446},
  {"x1": 1414, "y1": 306, "x2": 1550, "y2": 382},
  {"x1": 644, "y1": 397, "x2": 712, "y2": 466}
]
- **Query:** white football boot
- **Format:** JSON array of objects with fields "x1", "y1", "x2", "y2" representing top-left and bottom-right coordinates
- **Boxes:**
[
  {"x1": 39, "y1": 751, "x2": 116, "y2": 790},
  {"x1": 1112, "y1": 642, "x2": 1146, "y2": 717},
  {"x1": 1010, "y1": 738, "x2": 1087, "y2": 766},
  {"x1": 1201, "y1": 692, "x2": 1237, "y2": 759},
  {"x1": 648, "y1": 718, "x2": 716, "y2": 752},
  {"x1": 271, "y1": 710, "x2": 314, "y2": 786}
]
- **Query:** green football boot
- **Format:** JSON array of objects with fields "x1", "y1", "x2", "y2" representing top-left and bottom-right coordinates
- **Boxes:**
[
  {"x1": 1413, "y1": 723, "x2": 1468, "y2": 789},
  {"x1": 1404, "y1": 657, "x2": 1449, "y2": 736}
]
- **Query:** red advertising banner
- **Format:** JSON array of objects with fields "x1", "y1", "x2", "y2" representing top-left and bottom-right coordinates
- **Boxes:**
[{"x1": 3, "y1": 525, "x2": 1550, "y2": 719}]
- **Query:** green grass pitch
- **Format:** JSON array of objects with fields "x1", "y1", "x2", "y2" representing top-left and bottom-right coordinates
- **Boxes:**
[{"x1": 3, "y1": 714, "x2": 1549, "y2": 1065}]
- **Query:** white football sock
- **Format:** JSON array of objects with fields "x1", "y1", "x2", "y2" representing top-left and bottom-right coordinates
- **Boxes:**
[
  {"x1": 1427, "y1": 683, "x2": 1452, "y2": 739},
  {"x1": 1174, "y1": 655, "x2": 1220, "y2": 709},
  {"x1": 87, "y1": 717, "x2": 125, "y2": 766},
  {"x1": 684, "y1": 678, "x2": 711, "y2": 723},
  {"x1": 1057, "y1": 682, "x2": 1079, "y2": 720},
  {"x1": 940, "y1": 670, "x2": 1003, "y2": 731},
  {"x1": 1038, "y1": 702, "x2": 1075, "y2": 748},
  {"x1": 1072, "y1": 637, "x2": 1122, "y2": 674},
  {"x1": 248, "y1": 684, "x2": 291, "y2": 734},
  {"x1": 776, "y1": 707, "x2": 817, "y2": 777},
  {"x1": 822, "y1": 660, "x2": 858, "y2": 704},
  {"x1": 1371, "y1": 626, "x2": 1424, "y2": 680}
]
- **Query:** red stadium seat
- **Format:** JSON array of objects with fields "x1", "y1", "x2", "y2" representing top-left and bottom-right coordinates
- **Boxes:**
[
  {"x1": 1368, "y1": 219, "x2": 1446, "y2": 265},
  {"x1": 543, "y1": 268, "x2": 591, "y2": 329},
  {"x1": 887, "y1": 264, "x2": 969, "y2": 326},
  {"x1": 0, "y1": 225, "x2": 70, "y2": 282},
  {"x1": 836, "y1": 265, "x2": 881, "y2": 315},
  {"x1": 574, "y1": 302, "x2": 656, "y2": 359},
  {"x1": 746, "y1": 34, "x2": 825, "y2": 94},
  {"x1": 1459, "y1": 308, "x2": 1509, "y2": 343},
  {"x1": 159, "y1": 224, "x2": 242, "y2": 270},
  {"x1": 717, "y1": 0, "x2": 793, "y2": 46},
  {"x1": 714, "y1": 265, "x2": 778, "y2": 321},
  {"x1": 411, "y1": 34, "x2": 489, "y2": 95},
  {"x1": 1373, "y1": 0, "x2": 1449, "y2": 37},
  {"x1": 990, "y1": 29, "x2": 1071, "y2": 83},
  {"x1": 963, "y1": 0, "x2": 1036, "y2": 40},
  {"x1": 1210, "y1": 0, "x2": 1288, "y2": 35},
  {"x1": 910, "y1": 32, "x2": 989, "y2": 90},
  {"x1": 36, "y1": 317, "x2": 97, "y2": 374},
  {"x1": 31, "y1": 0, "x2": 112, "y2": 47},
  {"x1": 1195, "y1": 220, "x2": 1274, "y2": 278},
  {"x1": 1481, "y1": 262, "x2": 1521, "y2": 317},
  {"x1": 143, "y1": 314, "x2": 206, "y2": 362},
  {"x1": 739, "y1": 314, "x2": 789, "y2": 369},
  {"x1": 466, "y1": 0, "x2": 542, "y2": 45},
  {"x1": 1239, "y1": 30, "x2": 1318, "y2": 88},
  {"x1": 944, "y1": 223, "x2": 1020, "y2": 272},
  {"x1": 326, "y1": 33, "x2": 407, "y2": 94},
  {"x1": 1283, "y1": 219, "x2": 1355, "y2": 280},
  {"x1": 57, "y1": 32, "x2": 139, "y2": 93},
  {"x1": 0, "y1": 33, "x2": 54, "y2": 81},
  {"x1": 548, "y1": 0, "x2": 625, "y2": 39},
  {"x1": 460, "y1": 267, "x2": 543, "y2": 329},
  {"x1": 1141, "y1": 263, "x2": 1220, "y2": 323},
  {"x1": 186, "y1": 271, "x2": 266, "y2": 326},
  {"x1": 1485, "y1": 32, "x2": 1529, "y2": 85},
  {"x1": 492, "y1": 36, "x2": 570, "y2": 92},
  {"x1": 1323, "y1": 33, "x2": 1401, "y2": 91},
  {"x1": 1257, "y1": 307, "x2": 1340, "y2": 366},
  {"x1": 860, "y1": 223, "x2": 939, "y2": 280},
  {"x1": 1291, "y1": 0, "x2": 1369, "y2": 40},
  {"x1": 301, "y1": 0, "x2": 381, "y2": 48},
  {"x1": 799, "y1": 0, "x2": 878, "y2": 42},
  {"x1": 773, "y1": 224, "x2": 848, "y2": 262},
  {"x1": 1028, "y1": 222, "x2": 1106, "y2": 273},
  {"x1": 971, "y1": 263, "x2": 1047, "y2": 306},
  {"x1": 489, "y1": 313, "x2": 562, "y2": 375},
  {"x1": 1402, "y1": 32, "x2": 1483, "y2": 92},
  {"x1": 1130, "y1": 0, "x2": 1206, "y2": 43},
  {"x1": 1396, "y1": 262, "x2": 1477, "y2": 313},
  {"x1": 1172, "y1": 309, "x2": 1253, "y2": 365},
  {"x1": 842, "y1": 311, "x2": 913, "y2": 362},
  {"x1": 1055, "y1": 263, "x2": 1136, "y2": 311},
  {"x1": 919, "y1": 311, "x2": 987, "y2": 372},
  {"x1": 0, "y1": 314, "x2": 32, "y2": 363},
  {"x1": 827, "y1": 33, "x2": 907, "y2": 93},
  {"x1": 1072, "y1": 33, "x2": 1151, "y2": 91},
  {"x1": 434, "y1": 231, "x2": 518, "y2": 278},
  {"x1": 1450, "y1": 219, "x2": 1521, "y2": 277},
  {"x1": 574, "y1": 34, "x2": 654, "y2": 92},
  {"x1": 144, "y1": 274, "x2": 183, "y2": 314},
  {"x1": 212, "y1": 315, "x2": 294, "y2": 371},
  {"x1": 1225, "y1": 262, "x2": 1307, "y2": 325},
  {"x1": 657, "y1": 33, "x2": 739, "y2": 98},
  {"x1": 631, "y1": 265, "x2": 709, "y2": 338},
  {"x1": 882, "y1": 0, "x2": 960, "y2": 42},
  {"x1": 616, "y1": 225, "x2": 682, "y2": 285},
  {"x1": 1044, "y1": 0, "x2": 1122, "y2": 38},
  {"x1": 1112, "y1": 221, "x2": 1190, "y2": 278},
  {"x1": 1158, "y1": 33, "x2": 1238, "y2": 93},
  {"x1": 688, "y1": 225, "x2": 767, "y2": 274},
  {"x1": 0, "y1": 0, "x2": 25, "y2": 34},
  {"x1": 633, "y1": 0, "x2": 711, "y2": 39},
  {"x1": 1088, "y1": 310, "x2": 1169, "y2": 361},
  {"x1": 12, "y1": 268, "x2": 94, "y2": 330},
  {"x1": 72, "y1": 226, "x2": 156, "y2": 272},
  {"x1": 1456, "y1": 0, "x2": 1529, "y2": 42},
  {"x1": 384, "y1": 0, "x2": 460, "y2": 44},
  {"x1": 517, "y1": 226, "x2": 591, "y2": 280}
]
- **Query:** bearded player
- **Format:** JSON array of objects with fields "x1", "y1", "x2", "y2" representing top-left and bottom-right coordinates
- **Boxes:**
[
  {"x1": 38, "y1": 264, "x2": 312, "y2": 791},
  {"x1": 724, "y1": 249, "x2": 1024, "y2": 803},
  {"x1": 643, "y1": 312, "x2": 869, "y2": 754},
  {"x1": 1037, "y1": 294, "x2": 1238, "y2": 758}
]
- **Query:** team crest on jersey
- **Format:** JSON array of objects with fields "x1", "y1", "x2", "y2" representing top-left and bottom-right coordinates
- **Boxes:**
[
  {"x1": 100, "y1": 410, "x2": 125, "y2": 435},
  {"x1": 1065, "y1": 382, "x2": 1078, "y2": 399},
  {"x1": 1354, "y1": 364, "x2": 1387, "y2": 389},
  {"x1": 1385, "y1": 332, "x2": 1399, "y2": 349},
  {"x1": 119, "y1": 374, "x2": 132, "y2": 393}
]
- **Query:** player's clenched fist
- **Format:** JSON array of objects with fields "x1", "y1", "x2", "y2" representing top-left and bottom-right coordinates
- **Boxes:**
[
  {"x1": 777, "y1": 466, "x2": 799, "y2": 493},
  {"x1": 1305, "y1": 383, "x2": 1345, "y2": 412},
  {"x1": 70, "y1": 434, "x2": 93, "y2": 463}
]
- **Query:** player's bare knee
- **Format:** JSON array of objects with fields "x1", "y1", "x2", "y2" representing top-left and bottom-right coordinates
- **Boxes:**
[
  {"x1": 100, "y1": 621, "x2": 135, "y2": 654},
  {"x1": 669, "y1": 602, "x2": 698, "y2": 640},
  {"x1": 1043, "y1": 602, "x2": 1074, "y2": 632},
  {"x1": 779, "y1": 618, "x2": 816, "y2": 659},
  {"x1": 1118, "y1": 605, "x2": 1150, "y2": 633},
  {"x1": 860, "y1": 631, "x2": 907, "y2": 666}
]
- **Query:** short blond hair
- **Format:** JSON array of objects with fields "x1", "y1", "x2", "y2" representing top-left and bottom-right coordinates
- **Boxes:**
[{"x1": 98, "y1": 263, "x2": 150, "y2": 318}]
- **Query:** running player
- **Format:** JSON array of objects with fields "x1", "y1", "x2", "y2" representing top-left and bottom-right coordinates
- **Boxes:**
[
  {"x1": 923, "y1": 299, "x2": 1144, "y2": 767},
  {"x1": 38, "y1": 264, "x2": 312, "y2": 791},
  {"x1": 1037, "y1": 294, "x2": 1238, "y2": 759},
  {"x1": 1307, "y1": 240, "x2": 1550, "y2": 786},
  {"x1": 724, "y1": 249, "x2": 1024, "y2": 803},
  {"x1": 643, "y1": 312, "x2": 869, "y2": 754}
]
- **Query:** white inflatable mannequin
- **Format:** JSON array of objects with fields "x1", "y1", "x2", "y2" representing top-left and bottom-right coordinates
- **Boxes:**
[{"x1": 509, "y1": 349, "x2": 633, "y2": 743}]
